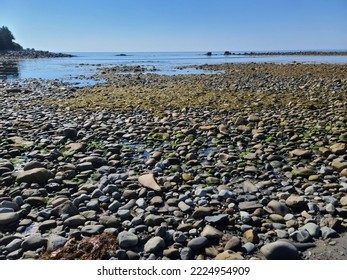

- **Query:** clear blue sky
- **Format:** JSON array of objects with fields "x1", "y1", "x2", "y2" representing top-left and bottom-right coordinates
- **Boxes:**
[{"x1": 2, "y1": 0, "x2": 347, "y2": 52}]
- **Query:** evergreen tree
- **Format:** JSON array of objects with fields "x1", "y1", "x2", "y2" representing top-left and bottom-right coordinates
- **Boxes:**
[{"x1": 0, "y1": 26, "x2": 23, "y2": 51}]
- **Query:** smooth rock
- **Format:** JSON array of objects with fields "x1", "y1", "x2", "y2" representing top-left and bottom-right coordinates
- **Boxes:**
[
  {"x1": 46, "y1": 235, "x2": 68, "y2": 252},
  {"x1": 187, "y1": 237, "x2": 209, "y2": 250},
  {"x1": 285, "y1": 195, "x2": 306, "y2": 208},
  {"x1": 118, "y1": 231, "x2": 138, "y2": 248},
  {"x1": 260, "y1": 241, "x2": 299, "y2": 260},
  {"x1": 201, "y1": 225, "x2": 223, "y2": 239},
  {"x1": 63, "y1": 214, "x2": 86, "y2": 228},
  {"x1": 16, "y1": 168, "x2": 53, "y2": 185},
  {"x1": 144, "y1": 214, "x2": 165, "y2": 226},
  {"x1": 330, "y1": 143, "x2": 346, "y2": 155},
  {"x1": 138, "y1": 174, "x2": 161, "y2": 192},
  {"x1": 290, "y1": 230, "x2": 311, "y2": 243},
  {"x1": 144, "y1": 236, "x2": 165, "y2": 253},
  {"x1": 0, "y1": 212, "x2": 19, "y2": 225},
  {"x1": 21, "y1": 235, "x2": 47, "y2": 251},
  {"x1": 215, "y1": 250, "x2": 244, "y2": 260},
  {"x1": 301, "y1": 223, "x2": 320, "y2": 238},
  {"x1": 81, "y1": 225, "x2": 105, "y2": 236},
  {"x1": 266, "y1": 200, "x2": 289, "y2": 215}
]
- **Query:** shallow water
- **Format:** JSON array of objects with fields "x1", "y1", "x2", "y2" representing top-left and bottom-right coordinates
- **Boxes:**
[{"x1": 1, "y1": 51, "x2": 347, "y2": 86}]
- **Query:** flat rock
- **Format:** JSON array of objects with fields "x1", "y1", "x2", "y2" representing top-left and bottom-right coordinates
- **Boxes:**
[
  {"x1": 99, "y1": 216, "x2": 119, "y2": 228},
  {"x1": 118, "y1": 231, "x2": 138, "y2": 248},
  {"x1": 144, "y1": 214, "x2": 165, "y2": 226},
  {"x1": 46, "y1": 235, "x2": 68, "y2": 252},
  {"x1": 243, "y1": 180, "x2": 258, "y2": 193},
  {"x1": 38, "y1": 220, "x2": 57, "y2": 231},
  {"x1": 64, "y1": 142, "x2": 84, "y2": 156},
  {"x1": 191, "y1": 207, "x2": 212, "y2": 219},
  {"x1": 260, "y1": 241, "x2": 299, "y2": 260},
  {"x1": 204, "y1": 214, "x2": 229, "y2": 224},
  {"x1": 21, "y1": 235, "x2": 47, "y2": 251},
  {"x1": 81, "y1": 225, "x2": 105, "y2": 236},
  {"x1": 16, "y1": 167, "x2": 54, "y2": 185},
  {"x1": 8, "y1": 136, "x2": 34, "y2": 148},
  {"x1": 187, "y1": 237, "x2": 209, "y2": 250},
  {"x1": 292, "y1": 167, "x2": 315, "y2": 177},
  {"x1": 289, "y1": 149, "x2": 312, "y2": 158},
  {"x1": 238, "y1": 201, "x2": 263, "y2": 211},
  {"x1": 331, "y1": 160, "x2": 347, "y2": 172},
  {"x1": 79, "y1": 156, "x2": 107, "y2": 167},
  {"x1": 138, "y1": 174, "x2": 161, "y2": 192},
  {"x1": 63, "y1": 214, "x2": 86, "y2": 228},
  {"x1": 0, "y1": 212, "x2": 19, "y2": 225},
  {"x1": 144, "y1": 236, "x2": 165, "y2": 253},
  {"x1": 215, "y1": 250, "x2": 244, "y2": 260},
  {"x1": 340, "y1": 196, "x2": 347, "y2": 207},
  {"x1": 178, "y1": 201, "x2": 191, "y2": 212},
  {"x1": 285, "y1": 195, "x2": 306, "y2": 208},
  {"x1": 330, "y1": 143, "x2": 346, "y2": 155},
  {"x1": 201, "y1": 225, "x2": 223, "y2": 239},
  {"x1": 266, "y1": 200, "x2": 289, "y2": 215},
  {"x1": 23, "y1": 161, "x2": 45, "y2": 171}
]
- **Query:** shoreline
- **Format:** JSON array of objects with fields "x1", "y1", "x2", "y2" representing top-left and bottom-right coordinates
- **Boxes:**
[
  {"x1": 0, "y1": 62, "x2": 346, "y2": 260},
  {"x1": 234, "y1": 51, "x2": 347, "y2": 56}
]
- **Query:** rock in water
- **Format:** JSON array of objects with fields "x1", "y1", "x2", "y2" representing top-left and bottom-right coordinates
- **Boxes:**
[
  {"x1": 138, "y1": 174, "x2": 161, "y2": 192},
  {"x1": 260, "y1": 241, "x2": 299, "y2": 260},
  {"x1": 16, "y1": 168, "x2": 54, "y2": 185}
]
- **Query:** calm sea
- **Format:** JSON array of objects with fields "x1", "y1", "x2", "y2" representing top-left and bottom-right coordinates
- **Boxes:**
[{"x1": 1, "y1": 51, "x2": 347, "y2": 86}]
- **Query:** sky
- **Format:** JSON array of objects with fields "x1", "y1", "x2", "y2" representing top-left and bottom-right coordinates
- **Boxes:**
[{"x1": 1, "y1": 0, "x2": 347, "y2": 52}]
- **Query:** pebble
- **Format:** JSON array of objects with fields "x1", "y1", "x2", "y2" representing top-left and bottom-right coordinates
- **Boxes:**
[
  {"x1": 200, "y1": 225, "x2": 223, "y2": 239},
  {"x1": 215, "y1": 250, "x2": 244, "y2": 260},
  {"x1": 187, "y1": 237, "x2": 209, "y2": 250},
  {"x1": 118, "y1": 231, "x2": 138, "y2": 248},
  {"x1": 0, "y1": 212, "x2": 19, "y2": 225},
  {"x1": 144, "y1": 236, "x2": 165, "y2": 253},
  {"x1": 21, "y1": 235, "x2": 47, "y2": 251},
  {"x1": 1, "y1": 63, "x2": 346, "y2": 260},
  {"x1": 16, "y1": 168, "x2": 54, "y2": 185}
]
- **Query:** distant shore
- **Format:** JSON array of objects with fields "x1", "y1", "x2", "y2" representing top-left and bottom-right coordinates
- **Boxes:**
[
  {"x1": 236, "y1": 51, "x2": 347, "y2": 56},
  {"x1": 0, "y1": 49, "x2": 74, "y2": 60}
]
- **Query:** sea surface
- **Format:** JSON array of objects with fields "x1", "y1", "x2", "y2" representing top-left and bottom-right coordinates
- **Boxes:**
[{"x1": 1, "y1": 51, "x2": 347, "y2": 86}]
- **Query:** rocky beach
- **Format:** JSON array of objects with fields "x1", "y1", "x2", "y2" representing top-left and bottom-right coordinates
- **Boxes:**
[{"x1": 0, "y1": 62, "x2": 346, "y2": 260}]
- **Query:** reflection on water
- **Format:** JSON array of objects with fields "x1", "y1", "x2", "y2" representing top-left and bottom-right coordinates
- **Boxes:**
[
  {"x1": 0, "y1": 60, "x2": 19, "y2": 79},
  {"x1": 1, "y1": 52, "x2": 347, "y2": 85}
]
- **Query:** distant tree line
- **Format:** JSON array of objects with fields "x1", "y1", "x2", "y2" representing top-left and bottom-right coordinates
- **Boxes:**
[{"x1": 0, "y1": 26, "x2": 23, "y2": 51}]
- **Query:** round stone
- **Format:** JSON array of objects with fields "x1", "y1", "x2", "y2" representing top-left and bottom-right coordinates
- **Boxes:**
[
  {"x1": 118, "y1": 231, "x2": 138, "y2": 248},
  {"x1": 260, "y1": 241, "x2": 299, "y2": 260},
  {"x1": 144, "y1": 236, "x2": 165, "y2": 253},
  {"x1": 187, "y1": 237, "x2": 209, "y2": 250}
]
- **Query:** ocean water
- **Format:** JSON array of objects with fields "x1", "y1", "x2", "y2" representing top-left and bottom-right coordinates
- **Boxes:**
[{"x1": 1, "y1": 51, "x2": 347, "y2": 86}]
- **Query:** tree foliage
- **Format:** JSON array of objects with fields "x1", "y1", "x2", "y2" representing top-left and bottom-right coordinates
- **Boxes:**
[{"x1": 0, "y1": 26, "x2": 23, "y2": 51}]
